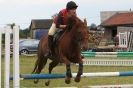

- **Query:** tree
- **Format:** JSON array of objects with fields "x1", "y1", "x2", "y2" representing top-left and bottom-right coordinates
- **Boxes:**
[
  {"x1": 7, "y1": 23, "x2": 16, "y2": 29},
  {"x1": 90, "y1": 23, "x2": 97, "y2": 30},
  {"x1": 19, "y1": 28, "x2": 30, "y2": 38}
]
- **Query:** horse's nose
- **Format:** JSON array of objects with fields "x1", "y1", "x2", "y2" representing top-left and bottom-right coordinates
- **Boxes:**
[
  {"x1": 82, "y1": 47, "x2": 88, "y2": 51},
  {"x1": 82, "y1": 43, "x2": 88, "y2": 51},
  {"x1": 81, "y1": 45, "x2": 88, "y2": 51}
]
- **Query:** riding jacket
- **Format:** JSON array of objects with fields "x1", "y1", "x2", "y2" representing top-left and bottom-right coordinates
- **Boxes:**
[{"x1": 54, "y1": 9, "x2": 68, "y2": 28}]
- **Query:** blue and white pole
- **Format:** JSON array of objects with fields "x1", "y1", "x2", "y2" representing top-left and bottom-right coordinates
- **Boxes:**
[{"x1": 10, "y1": 71, "x2": 133, "y2": 80}]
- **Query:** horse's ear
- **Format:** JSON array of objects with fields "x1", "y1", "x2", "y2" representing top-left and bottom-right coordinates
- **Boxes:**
[{"x1": 83, "y1": 18, "x2": 87, "y2": 26}]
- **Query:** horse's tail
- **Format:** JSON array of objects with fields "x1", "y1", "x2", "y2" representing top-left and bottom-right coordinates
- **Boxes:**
[
  {"x1": 32, "y1": 36, "x2": 49, "y2": 83},
  {"x1": 32, "y1": 53, "x2": 48, "y2": 84},
  {"x1": 32, "y1": 53, "x2": 48, "y2": 83},
  {"x1": 32, "y1": 54, "x2": 48, "y2": 73},
  {"x1": 32, "y1": 45, "x2": 48, "y2": 84},
  {"x1": 31, "y1": 55, "x2": 39, "y2": 74}
]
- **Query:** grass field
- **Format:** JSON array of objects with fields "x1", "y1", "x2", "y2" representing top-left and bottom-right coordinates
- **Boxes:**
[{"x1": 1, "y1": 55, "x2": 133, "y2": 88}]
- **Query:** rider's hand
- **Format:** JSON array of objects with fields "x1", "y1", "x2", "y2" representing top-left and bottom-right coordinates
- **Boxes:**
[
  {"x1": 66, "y1": 24, "x2": 72, "y2": 31},
  {"x1": 59, "y1": 25, "x2": 67, "y2": 29}
]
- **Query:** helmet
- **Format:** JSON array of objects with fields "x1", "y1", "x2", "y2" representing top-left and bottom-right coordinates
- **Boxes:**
[{"x1": 66, "y1": 1, "x2": 78, "y2": 10}]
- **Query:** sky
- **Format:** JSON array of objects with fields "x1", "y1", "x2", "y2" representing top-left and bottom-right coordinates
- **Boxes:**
[{"x1": 0, "y1": 0, "x2": 133, "y2": 29}]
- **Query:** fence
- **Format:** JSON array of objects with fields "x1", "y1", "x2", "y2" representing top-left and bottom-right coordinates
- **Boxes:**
[
  {"x1": 81, "y1": 52, "x2": 133, "y2": 66},
  {"x1": 0, "y1": 26, "x2": 19, "y2": 88}
]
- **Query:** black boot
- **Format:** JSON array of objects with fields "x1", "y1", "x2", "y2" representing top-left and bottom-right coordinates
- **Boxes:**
[{"x1": 48, "y1": 35, "x2": 54, "y2": 56}]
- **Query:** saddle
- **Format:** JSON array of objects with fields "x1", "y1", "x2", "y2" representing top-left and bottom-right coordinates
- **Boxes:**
[{"x1": 53, "y1": 29, "x2": 64, "y2": 46}]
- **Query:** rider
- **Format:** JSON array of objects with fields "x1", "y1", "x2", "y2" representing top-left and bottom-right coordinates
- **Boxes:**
[{"x1": 48, "y1": 1, "x2": 78, "y2": 55}]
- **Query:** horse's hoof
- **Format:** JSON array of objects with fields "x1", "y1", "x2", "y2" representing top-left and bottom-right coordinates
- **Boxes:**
[
  {"x1": 34, "y1": 79, "x2": 39, "y2": 84},
  {"x1": 45, "y1": 81, "x2": 50, "y2": 86},
  {"x1": 74, "y1": 76, "x2": 81, "y2": 83},
  {"x1": 65, "y1": 79, "x2": 71, "y2": 84},
  {"x1": 65, "y1": 77, "x2": 71, "y2": 84}
]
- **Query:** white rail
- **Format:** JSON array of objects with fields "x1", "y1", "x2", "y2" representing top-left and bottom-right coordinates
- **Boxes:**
[{"x1": 83, "y1": 59, "x2": 133, "y2": 66}]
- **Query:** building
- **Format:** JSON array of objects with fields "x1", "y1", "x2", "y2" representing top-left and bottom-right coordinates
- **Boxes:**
[
  {"x1": 29, "y1": 19, "x2": 53, "y2": 39},
  {"x1": 100, "y1": 11, "x2": 133, "y2": 42}
]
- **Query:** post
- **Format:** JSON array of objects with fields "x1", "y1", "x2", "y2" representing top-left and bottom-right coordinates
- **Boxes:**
[
  {"x1": 13, "y1": 26, "x2": 20, "y2": 88},
  {"x1": 0, "y1": 29, "x2": 1, "y2": 88},
  {"x1": 4, "y1": 26, "x2": 11, "y2": 88}
]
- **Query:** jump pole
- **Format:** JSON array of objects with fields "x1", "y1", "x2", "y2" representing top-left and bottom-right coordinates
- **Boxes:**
[
  {"x1": 10, "y1": 71, "x2": 133, "y2": 80},
  {"x1": 87, "y1": 84, "x2": 133, "y2": 88},
  {"x1": 81, "y1": 52, "x2": 133, "y2": 57}
]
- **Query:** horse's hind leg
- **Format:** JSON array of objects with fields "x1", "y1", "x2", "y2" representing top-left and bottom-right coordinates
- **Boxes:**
[
  {"x1": 33, "y1": 56, "x2": 48, "y2": 84},
  {"x1": 74, "y1": 61, "x2": 83, "y2": 83},
  {"x1": 45, "y1": 59, "x2": 59, "y2": 86}
]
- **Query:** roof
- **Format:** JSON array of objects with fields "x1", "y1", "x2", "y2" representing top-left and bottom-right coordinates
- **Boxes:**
[
  {"x1": 101, "y1": 12, "x2": 133, "y2": 26},
  {"x1": 29, "y1": 19, "x2": 53, "y2": 30}
]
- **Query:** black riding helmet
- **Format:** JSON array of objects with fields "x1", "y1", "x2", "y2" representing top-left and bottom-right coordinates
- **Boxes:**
[{"x1": 66, "y1": 1, "x2": 78, "y2": 10}]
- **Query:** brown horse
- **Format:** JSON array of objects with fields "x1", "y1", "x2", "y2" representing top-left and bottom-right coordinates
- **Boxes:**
[{"x1": 32, "y1": 14, "x2": 89, "y2": 86}]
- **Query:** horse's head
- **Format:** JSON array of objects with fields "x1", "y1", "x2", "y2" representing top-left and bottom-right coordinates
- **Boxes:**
[
  {"x1": 66, "y1": 15, "x2": 89, "y2": 50},
  {"x1": 76, "y1": 18, "x2": 89, "y2": 51}
]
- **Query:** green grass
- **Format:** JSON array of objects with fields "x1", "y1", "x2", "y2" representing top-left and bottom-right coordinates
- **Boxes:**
[{"x1": 1, "y1": 55, "x2": 133, "y2": 88}]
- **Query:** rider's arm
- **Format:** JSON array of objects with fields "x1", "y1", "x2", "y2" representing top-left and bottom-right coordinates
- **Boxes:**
[{"x1": 56, "y1": 14, "x2": 67, "y2": 29}]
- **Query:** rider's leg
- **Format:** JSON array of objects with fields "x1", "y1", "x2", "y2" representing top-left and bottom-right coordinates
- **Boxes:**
[
  {"x1": 48, "y1": 35, "x2": 54, "y2": 52},
  {"x1": 48, "y1": 23, "x2": 57, "y2": 55}
]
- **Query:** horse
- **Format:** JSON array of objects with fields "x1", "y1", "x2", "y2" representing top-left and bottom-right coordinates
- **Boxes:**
[{"x1": 32, "y1": 14, "x2": 89, "y2": 86}]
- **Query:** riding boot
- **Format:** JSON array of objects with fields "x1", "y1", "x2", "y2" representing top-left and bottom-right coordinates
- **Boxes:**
[{"x1": 48, "y1": 35, "x2": 54, "y2": 56}]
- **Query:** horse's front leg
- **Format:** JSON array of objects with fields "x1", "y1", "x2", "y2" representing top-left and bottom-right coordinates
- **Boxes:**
[
  {"x1": 75, "y1": 60, "x2": 83, "y2": 82},
  {"x1": 65, "y1": 64, "x2": 72, "y2": 84}
]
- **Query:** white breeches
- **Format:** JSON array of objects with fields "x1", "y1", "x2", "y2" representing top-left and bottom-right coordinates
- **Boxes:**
[{"x1": 48, "y1": 23, "x2": 58, "y2": 36}]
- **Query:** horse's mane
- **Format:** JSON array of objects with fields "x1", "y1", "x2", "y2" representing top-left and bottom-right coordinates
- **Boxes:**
[
  {"x1": 67, "y1": 15, "x2": 82, "y2": 24},
  {"x1": 65, "y1": 14, "x2": 86, "y2": 31},
  {"x1": 62, "y1": 14, "x2": 88, "y2": 46}
]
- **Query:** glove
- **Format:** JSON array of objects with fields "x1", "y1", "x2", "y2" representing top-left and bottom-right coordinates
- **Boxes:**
[{"x1": 66, "y1": 24, "x2": 72, "y2": 31}]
